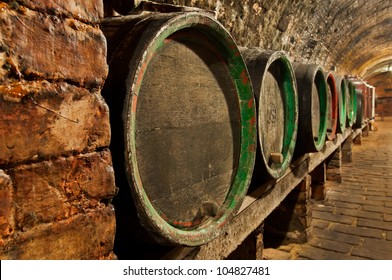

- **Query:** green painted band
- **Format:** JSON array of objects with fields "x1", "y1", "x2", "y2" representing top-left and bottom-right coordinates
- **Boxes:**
[
  {"x1": 313, "y1": 69, "x2": 328, "y2": 150},
  {"x1": 346, "y1": 80, "x2": 357, "y2": 127},
  {"x1": 277, "y1": 55, "x2": 298, "y2": 177},
  {"x1": 337, "y1": 76, "x2": 347, "y2": 133}
]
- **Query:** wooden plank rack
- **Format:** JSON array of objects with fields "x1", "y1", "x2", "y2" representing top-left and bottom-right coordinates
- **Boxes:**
[{"x1": 160, "y1": 123, "x2": 366, "y2": 260}]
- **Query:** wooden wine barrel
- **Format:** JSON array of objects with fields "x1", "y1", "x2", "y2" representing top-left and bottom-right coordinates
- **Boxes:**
[
  {"x1": 240, "y1": 48, "x2": 298, "y2": 179},
  {"x1": 352, "y1": 80, "x2": 369, "y2": 121},
  {"x1": 294, "y1": 63, "x2": 328, "y2": 154},
  {"x1": 335, "y1": 75, "x2": 347, "y2": 134},
  {"x1": 346, "y1": 79, "x2": 357, "y2": 127},
  {"x1": 353, "y1": 89, "x2": 364, "y2": 129},
  {"x1": 325, "y1": 71, "x2": 338, "y2": 141},
  {"x1": 101, "y1": 12, "x2": 257, "y2": 248}
]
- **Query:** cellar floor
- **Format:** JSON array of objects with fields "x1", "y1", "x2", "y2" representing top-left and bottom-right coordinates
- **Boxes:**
[{"x1": 263, "y1": 116, "x2": 392, "y2": 260}]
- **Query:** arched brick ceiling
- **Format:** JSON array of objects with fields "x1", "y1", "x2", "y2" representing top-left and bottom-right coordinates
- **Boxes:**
[
  {"x1": 364, "y1": 60, "x2": 392, "y2": 79},
  {"x1": 322, "y1": 0, "x2": 392, "y2": 78},
  {"x1": 117, "y1": 0, "x2": 392, "y2": 79}
]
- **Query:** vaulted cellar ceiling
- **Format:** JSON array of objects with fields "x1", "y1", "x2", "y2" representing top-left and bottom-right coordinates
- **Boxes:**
[{"x1": 127, "y1": 0, "x2": 392, "y2": 79}]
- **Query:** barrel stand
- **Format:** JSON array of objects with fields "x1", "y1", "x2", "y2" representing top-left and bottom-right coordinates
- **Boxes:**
[{"x1": 263, "y1": 175, "x2": 312, "y2": 247}]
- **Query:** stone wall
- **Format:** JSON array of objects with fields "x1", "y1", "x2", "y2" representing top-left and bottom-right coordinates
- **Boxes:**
[{"x1": 0, "y1": 1, "x2": 116, "y2": 259}]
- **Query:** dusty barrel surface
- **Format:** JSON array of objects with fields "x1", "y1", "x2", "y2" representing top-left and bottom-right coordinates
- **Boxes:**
[
  {"x1": 101, "y1": 12, "x2": 257, "y2": 248},
  {"x1": 335, "y1": 75, "x2": 347, "y2": 134},
  {"x1": 354, "y1": 89, "x2": 364, "y2": 129},
  {"x1": 294, "y1": 63, "x2": 328, "y2": 154},
  {"x1": 325, "y1": 71, "x2": 339, "y2": 141},
  {"x1": 346, "y1": 79, "x2": 357, "y2": 127},
  {"x1": 240, "y1": 48, "x2": 298, "y2": 179}
]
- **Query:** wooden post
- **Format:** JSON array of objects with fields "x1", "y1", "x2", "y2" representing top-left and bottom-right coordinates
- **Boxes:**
[
  {"x1": 353, "y1": 131, "x2": 362, "y2": 145},
  {"x1": 362, "y1": 122, "x2": 370, "y2": 137}
]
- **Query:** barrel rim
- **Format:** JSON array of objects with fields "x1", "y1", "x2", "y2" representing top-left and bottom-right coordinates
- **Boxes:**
[
  {"x1": 312, "y1": 66, "x2": 328, "y2": 151},
  {"x1": 258, "y1": 51, "x2": 298, "y2": 179},
  {"x1": 336, "y1": 75, "x2": 347, "y2": 134},
  {"x1": 324, "y1": 71, "x2": 339, "y2": 141},
  {"x1": 354, "y1": 89, "x2": 363, "y2": 129},
  {"x1": 122, "y1": 12, "x2": 257, "y2": 246},
  {"x1": 295, "y1": 63, "x2": 328, "y2": 152},
  {"x1": 346, "y1": 79, "x2": 358, "y2": 127}
]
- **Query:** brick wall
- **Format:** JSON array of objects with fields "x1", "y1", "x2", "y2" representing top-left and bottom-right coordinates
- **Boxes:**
[
  {"x1": 0, "y1": 1, "x2": 116, "y2": 259},
  {"x1": 367, "y1": 72, "x2": 392, "y2": 116}
]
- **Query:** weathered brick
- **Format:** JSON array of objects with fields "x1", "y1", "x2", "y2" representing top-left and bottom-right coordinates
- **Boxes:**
[
  {"x1": 362, "y1": 124, "x2": 370, "y2": 137},
  {"x1": 15, "y1": 0, "x2": 104, "y2": 23},
  {"x1": 7, "y1": 150, "x2": 116, "y2": 230},
  {"x1": 387, "y1": 231, "x2": 392, "y2": 241},
  {"x1": 0, "y1": 206, "x2": 115, "y2": 259},
  {"x1": 309, "y1": 237, "x2": 353, "y2": 254},
  {"x1": 357, "y1": 218, "x2": 392, "y2": 231},
  {"x1": 385, "y1": 214, "x2": 392, "y2": 222},
  {"x1": 328, "y1": 195, "x2": 384, "y2": 206},
  {"x1": 365, "y1": 196, "x2": 392, "y2": 203},
  {"x1": 362, "y1": 238, "x2": 392, "y2": 252},
  {"x1": 334, "y1": 208, "x2": 383, "y2": 220},
  {"x1": 351, "y1": 189, "x2": 387, "y2": 197},
  {"x1": 313, "y1": 228, "x2": 362, "y2": 245},
  {"x1": 329, "y1": 187, "x2": 368, "y2": 196},
  {"x1": 298, "y1": 244, "x2": 364, "y2": 260},
  {"x1": 328, "y1": 191, "x2": 364, "y2": 200},
  {"x1": 329, "y1": 201, "x2": 362, "y2": 210},
  {"x1": 262, "y1": 248, "x2": 292, "y2": 260},
  {"x1": 367, "y1": 184, "x2": 391, "y2": 190},
  {"x1": 341, "y1": 137, "x2": 353, "y2": 163},
  {"x1": 312, "y1": 210, "x2": 354, "y2": 225},
  {"x1": 326, "y1": 170, "x2": 341, "y2": 182},
  {"x1": 0, "y1": 82, "x2": 110, "y2": 165},
  {"x1": 385, "y1": 202, "x2": 392, "y2": 208},
  {"x1": 364, "y1": 205, "x2": 392, "y2": 214},
  {"x1": 353, "y1": 133, "x2": 362, "y2": 145},
  {"x1": 311, "y1": 204, "x2": 334, "y2": 213},
  {"x1": 330, "y1": 223, "x2": 383, "y2": 239},
  {"x1": 311, "y1": 218, "x2": 330, "y2": 229},
  {"x1": 0, "y1": 4, "x2": 107, "y2": 88},
  {"x1": 0, "y1": 169, "x2": 14, "y2": 242},
  {"x1": 351, "y1": 247, "x2": 392, "y2": 260}
]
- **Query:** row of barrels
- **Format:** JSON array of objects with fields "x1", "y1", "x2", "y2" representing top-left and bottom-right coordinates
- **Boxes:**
[{"x1": 100, "y1": 12, "x2": 374, "y2": 254}]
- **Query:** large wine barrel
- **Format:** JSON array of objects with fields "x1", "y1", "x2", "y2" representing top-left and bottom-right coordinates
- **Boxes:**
[
  {"x1": 294, "y1": 63, "x2": 328, "y2": 154},
  {"x1": 325, "y1": 71, "x2": 338, "y2": 141},
  {"x1": 240, "y1": 48, "x2": 298, "y2": 179},
  {"x1": 346, "y1": 79, "x2": 357, "y2": 127},
  {"x1": 335, "y1": 75, "x2": 347, "y2": 134},
  {"x1": 353, "y1": 89, "x2": 364, "y2": 129},
  {"x1": 352, "y1": 80, "x2": 369, "y2": 121},
  {"x1": 101, "y1": 12, "x2": 257, "y2": 248}
]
